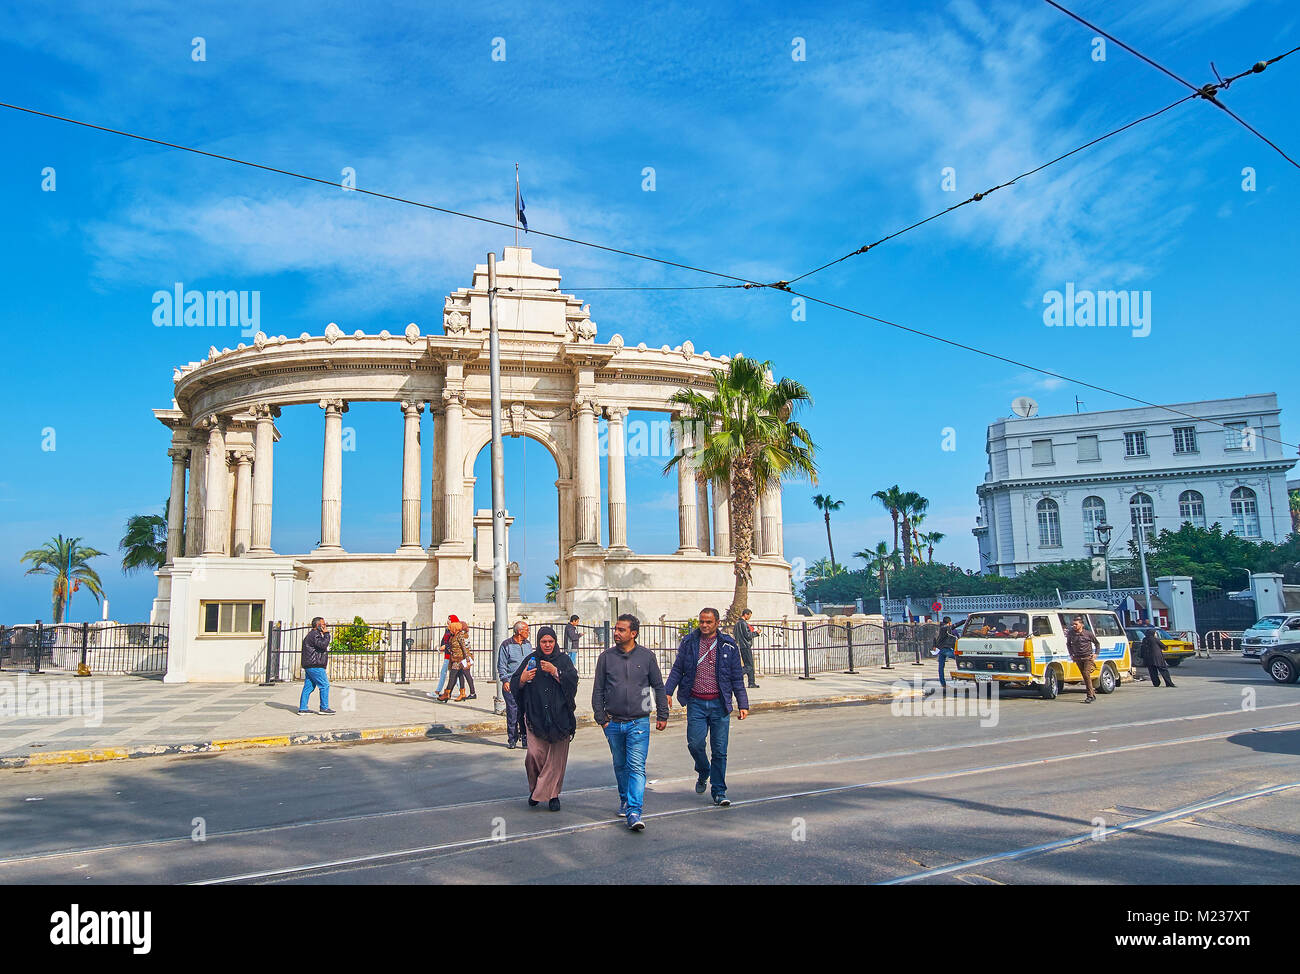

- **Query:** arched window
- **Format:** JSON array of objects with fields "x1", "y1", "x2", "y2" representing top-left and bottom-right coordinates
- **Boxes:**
[
  {"x1": 1178, "y1": 490, "x2": 1206, "y2": 529},
  {"x1": 1037, "y1": 498, "x2": 1061, "y2": 547},
  {"x1": 1230, "y1": 486, "x2": 1261, "y2": 538},
  {"x1": 1130, "y1": 492, "x2": 1155, "y2": 543},
  {"x1": 1082, "y1": 496, "x2": 1107, "y2": 544}
]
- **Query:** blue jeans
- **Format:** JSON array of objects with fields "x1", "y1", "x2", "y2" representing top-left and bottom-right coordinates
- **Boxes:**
[
  {"x1": 603, "y1": 717, "x2": 650, "y2": 815},
  {"x1": 937, "y1": 648, "x2": 955, "y2": 687},
  {"x1": 300, "y1": 667, "x2": 330, "y2": 711},
  {"x1": 567, "y1": 651, "x2": 578, "y2": 669},
  {"x1": 435, "y1": 659, "x2": 450, "y2": 692},
  {"x1": 686, "y1": 697, "x2": 730, "y2": 798}
]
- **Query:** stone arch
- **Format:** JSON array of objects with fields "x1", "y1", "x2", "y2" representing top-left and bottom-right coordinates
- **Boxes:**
[{"x1": 461, "y1": 420, "x2": 573, "y2": 483}]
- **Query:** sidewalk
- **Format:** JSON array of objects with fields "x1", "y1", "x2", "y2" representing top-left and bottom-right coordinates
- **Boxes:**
[{"x1": 0, "y1": 660, "x2": 937, "y2": 768}]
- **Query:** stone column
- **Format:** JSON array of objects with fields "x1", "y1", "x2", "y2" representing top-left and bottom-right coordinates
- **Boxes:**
[
  {"x1": 696, "y1": 477, "x2": 711, "y2": 554},
  {"x1": 232, "y1": 450, "x2": 254, "y2": 556},
  {"x1": 676, "y1": 418, "x2": 699, "y2": 552},
  {"x1": 319, "y1": 399, "x2": 346, "y2": 550},
  {"x1": 400, "y1": 400, "x2": 424, "y2": 549},
  {"x1": 201, "y1": 417, "x2": 228, "y2": 556},
  {"x1": 429, "y1": 404, "x2": 445, "y2": 548},
  {"x1": 185, "y1": 436, "x2": 206, "y2": 558},
  {"x1": 605, "y1": 406, "x2": 629, "y2": 549},
  {"x1": 441, "y1": 389, "x2": 465, "y2": 545},
  {"x1": 250, "y1": 404, "x2": 277, "y2": 553},
  {"x1": 712, "y1": 474, "x2": 731, "y2": 557},
  {"x1": 166, "y1": 447, "x2": 188, "y2": 564},
  {"x1": 760, "y1": 482, "x2": 783, "y2": 557},
  {"x1": 574, "y1": 396, "x2": 600, "y2": 546}
]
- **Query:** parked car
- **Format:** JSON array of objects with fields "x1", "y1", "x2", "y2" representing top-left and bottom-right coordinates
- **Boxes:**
[
  {"x1": 1241, "y1": 614, "x2": 1300, "y2": 659},
  {"x1": 1126, "y1": 626, "x2": 1195, "y2": 667},
  {"x1": 1262, "y1": 641, "x2": 1300, "y2": 684}
]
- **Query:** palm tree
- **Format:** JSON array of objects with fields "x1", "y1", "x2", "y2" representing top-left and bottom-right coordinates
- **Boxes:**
[
  {"x1": 20, "y1": 534, "x2": 107, "y2": 623},
  {"x1": 545, "y1": 572, "x2": 560, "y2": 603},
  {"x1": 919, "y1": 530, "x2": 945, "y2": 563},
  {"x1": 872, "y1": 485, "x2": 905, "y2": 557},
  {"x1": 666, "y1": 356, "x2": 817, "y2": 623},
  {"x1": 808, "y1": 556, "x2": 845, "y2": 580},
  {"x1": 855, "y1": 541, "x2": 898, "y2": 599},
  {"x1": 899, "y1": 491, "x2": 929, "y2": 565},
  {"x1": 120, "y1": 504, "x2": 168, "y2": 575},
  {"x1": 812, "y1": 494, "x2": 844, "y2": 571}
]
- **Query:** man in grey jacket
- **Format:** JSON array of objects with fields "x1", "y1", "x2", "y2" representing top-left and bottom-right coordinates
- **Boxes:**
[
  {"x1": 497, "y1": 620, "x2": 532, "y2": 748},
  {"x1": 592, "y1": 613, "x2": 668, "y2": 831}
]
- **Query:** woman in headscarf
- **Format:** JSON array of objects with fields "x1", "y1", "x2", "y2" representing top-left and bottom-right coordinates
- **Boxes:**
[
  {"x1": 509, "y1": 625, "x2": 579, "y2": 811},
  {"x1": 437, "y1": 619, "x2": 476, "y2": 702}
]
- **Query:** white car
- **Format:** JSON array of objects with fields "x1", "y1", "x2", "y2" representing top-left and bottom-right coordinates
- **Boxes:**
[{"x1": 1241, "y1": 614, "x2": 1300, "y2": 658}]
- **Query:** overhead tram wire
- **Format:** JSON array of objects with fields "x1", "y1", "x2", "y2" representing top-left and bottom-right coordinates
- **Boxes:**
[
  {"x1": 1042, "y1": 0, "x2": 1300, "y2": 169},
  {"x1": 0, "y1": 100, "x2": 765, "y2": 291},
  {"x1": 3, "y1": 100, "x2": 1296, "y2": 450},
  {"x1": 779, "y1": 284, "x2": 1300, "y2": 452},
  {"x1": 785, "y1": 43, "x2": 1299, "y2": 286}
]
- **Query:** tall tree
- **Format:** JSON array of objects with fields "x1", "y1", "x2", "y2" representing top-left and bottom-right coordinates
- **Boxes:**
[
  {"x1": 919, "y1": 530, "x2": 945, "y2": 563},
  {"x1": 20, "y1": 534, "x2": 106, "y2": 623},
  {"x1": 120, "y1": 504, "x2": 169, "y2": 575},
  {"x1": 667, "y1": 356, "x2": 817, "y2": 623},
  {"x1": 855, "y1": 541, "x2": 898, "y2": 599},
  {"x1": 872, "y1": 485, "x2": 905, "y2": 557},
  {"x1": 899, "y1": 491, "x2": 929, "y2": 566},
  {"x1": 812, "y1": 494, "x2": 844, "y2": 571}
]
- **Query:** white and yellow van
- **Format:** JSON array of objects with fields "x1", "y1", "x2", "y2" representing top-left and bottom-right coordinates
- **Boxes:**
[{"x1": 950, "y1": 609, "x2": 1131, "y2": 699}]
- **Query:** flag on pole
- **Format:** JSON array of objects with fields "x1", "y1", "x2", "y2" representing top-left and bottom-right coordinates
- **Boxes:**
[{"x1": 515, "y1": 169, "x2": 527, "y2": 232}]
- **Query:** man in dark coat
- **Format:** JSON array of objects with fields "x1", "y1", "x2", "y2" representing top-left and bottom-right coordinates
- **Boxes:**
[
  {"x1": 666, "y1": 607, "x2": 750, "y2": 806},
  {"x1": 299, "y1": 617, "x2": 335, "y2": 715},
  {"x1": 733, "y1": 609, "x2": 759, "y2": 688},
  {"x1": 1140, "y1": 627, "x2": 1176, "y2": 687},
  {"x1": 1066, "y1": 615, "x2": 1100, "y2": 703}
]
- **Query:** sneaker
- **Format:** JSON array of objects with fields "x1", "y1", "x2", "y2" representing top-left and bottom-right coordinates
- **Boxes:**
[
  {"x1": 467, "y1": 694, "x2": 477, "y2": 700},
  {"x1": 296, "y1": 710, "x2": 311, "y2": 716},
  {"x1": 713, "y1": 796, "x2": 731, "y2": 807},
  {"x1": 319, "y1": 708, "x2": 336, "y2": 715},
  {"x1": 549, "y1": 798, "x2": 561, "y2": 812},
  {"x1": 695, "y1": 775, "x2": 708, "y2": 794},
  {"x1": 507, "y1": 741, "x2": 517, "y2": 750},
  {"x1": 617, "y1": 801, "x2": 629, "y2": 817},
  {"x1": 627, "y1": 813, "x2": 645, "y2": 831}
]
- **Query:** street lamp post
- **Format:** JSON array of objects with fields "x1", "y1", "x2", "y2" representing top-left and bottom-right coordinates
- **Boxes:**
[{"x1": 1095, "y1": 522, "x2": 1114, "y2": 599}]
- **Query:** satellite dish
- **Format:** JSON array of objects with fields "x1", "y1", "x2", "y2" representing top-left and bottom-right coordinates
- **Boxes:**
[{"x1": 1011, "y1": 396, "x2": 1039, "y2": 418}]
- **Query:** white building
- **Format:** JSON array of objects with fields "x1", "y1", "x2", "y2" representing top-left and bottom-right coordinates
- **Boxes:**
[{"x1": 973, "y1": 394, "x2": 1295, "y2": 576}]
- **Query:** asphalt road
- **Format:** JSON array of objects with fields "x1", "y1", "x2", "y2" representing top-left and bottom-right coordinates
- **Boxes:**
[{"x1": 1, "y1": 656, "x2": 1296, "y2": 884}]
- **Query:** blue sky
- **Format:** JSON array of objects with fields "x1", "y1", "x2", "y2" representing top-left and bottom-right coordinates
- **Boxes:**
[{"x1": 2, "y1": 0, "x2": 1298, "y2": 620}]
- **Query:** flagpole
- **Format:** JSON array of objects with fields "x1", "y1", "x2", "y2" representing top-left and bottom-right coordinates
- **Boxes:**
[{"x1": 514, "y1": 163, "x2": 520, "y2": 249}]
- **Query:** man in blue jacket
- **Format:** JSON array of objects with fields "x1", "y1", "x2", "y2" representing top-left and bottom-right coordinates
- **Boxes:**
[{"x1": 665, "y1": 607, "x2": 749, "y2": 806}]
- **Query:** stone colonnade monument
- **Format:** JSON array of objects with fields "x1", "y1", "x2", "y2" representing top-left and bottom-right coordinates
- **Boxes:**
[{"x1": 152, "y1": 247, "x2": 794, "y2": 681}]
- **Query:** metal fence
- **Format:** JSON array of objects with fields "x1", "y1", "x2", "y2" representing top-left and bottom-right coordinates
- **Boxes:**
[
  {"x1": 1201, "y1": 630, "x2": 1245, "y2": 655},
  {"x1": 0, "y1": 622, "x2": 168, "y2": 676},
  {"x1": 259, "y1": 617, "x2": 946, "y2": 685}
]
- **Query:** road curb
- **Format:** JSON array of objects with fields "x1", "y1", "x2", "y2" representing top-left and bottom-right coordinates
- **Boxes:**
[{"x1": 0, "y1": 688, "x2": 907, "y2": 770}]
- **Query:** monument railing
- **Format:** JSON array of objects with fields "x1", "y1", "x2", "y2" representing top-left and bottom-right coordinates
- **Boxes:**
[{"x1": 0, "y1": 622, "x2": 168, "y2": 676}]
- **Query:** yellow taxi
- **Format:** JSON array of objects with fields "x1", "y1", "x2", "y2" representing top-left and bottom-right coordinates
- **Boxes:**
[{"x1": 1126, "y1": 626, "x2": 1195, "y2": 667}]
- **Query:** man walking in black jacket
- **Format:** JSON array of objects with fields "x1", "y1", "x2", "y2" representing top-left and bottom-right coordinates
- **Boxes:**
[
  {"x1": 733, "y1": 609, "x2": 759, "y2": 688},
  {"x1": 299, "y1": 617, "x2": 335, "y2": 715},
  {"x1": 592, "y1": 614, "x2": 668, "y2": 831},
  {"x1": 1140, "y1": 627, "x2": 1177, "y2": 687}
]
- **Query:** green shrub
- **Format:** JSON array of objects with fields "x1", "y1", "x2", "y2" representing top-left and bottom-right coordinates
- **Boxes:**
[{"x1": 331, "y1": 616, "x2": 383, "y2": 654}]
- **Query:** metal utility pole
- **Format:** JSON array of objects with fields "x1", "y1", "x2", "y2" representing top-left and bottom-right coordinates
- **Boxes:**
[
  {"x1": 1135, "y1": 505, "x2": 1155, "y2": 626},
  {"x1": 488, "y1": 252, "x2": 509, "y2": 713}
]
